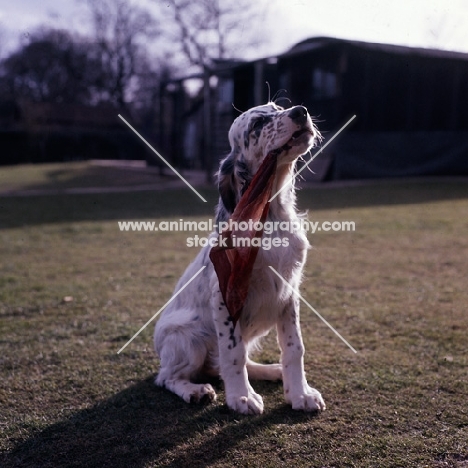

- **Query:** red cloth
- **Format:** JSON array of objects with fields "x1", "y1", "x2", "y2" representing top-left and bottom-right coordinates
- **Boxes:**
[{"x1": 209, "y1": 152, "x2": 278, "y2": 326}]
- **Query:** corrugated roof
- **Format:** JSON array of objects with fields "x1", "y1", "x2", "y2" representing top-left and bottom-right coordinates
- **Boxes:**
[{"x1": 282, "y1": 36, "x2": 468, "y2": 61}]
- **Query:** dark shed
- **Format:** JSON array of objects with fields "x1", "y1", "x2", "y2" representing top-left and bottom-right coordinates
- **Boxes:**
[{"x1": 227, "y1": 37, "x2": 468, "y2": 179}]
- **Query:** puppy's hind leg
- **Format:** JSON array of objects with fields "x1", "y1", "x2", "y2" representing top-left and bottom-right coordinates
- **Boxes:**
[
  {"x1": 246, "y1": 358, "x2": 282, "y2": 381},
  {"x1": 155, "y1": 327, "x2": 217, "y2": 404}
]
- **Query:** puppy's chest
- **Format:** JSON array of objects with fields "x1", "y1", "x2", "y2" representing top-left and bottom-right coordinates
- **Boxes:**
[
  {"x1": 239, "y1": 230, "x2": 308, "y2": 330},
  {"x1": 257, "y1": 228, "x2": 308, "y2": 273}
]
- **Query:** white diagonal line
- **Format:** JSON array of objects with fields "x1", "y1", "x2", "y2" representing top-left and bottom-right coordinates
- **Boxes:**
[
  {"x1": 118, "y1": 114, "x2": 207, "y2": 203},
  {"x1": 269, "y1": 115, "x2": 356, "y2": 202},
  {"x1": 117, "y1": 265, "x2": 206, "y2": 354},
  {"x1": 268, "y1": 266, "x2": 357, "y2": 353}
]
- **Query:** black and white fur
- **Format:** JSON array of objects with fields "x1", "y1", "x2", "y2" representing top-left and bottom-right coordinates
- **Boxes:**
[{"x1": 154, "y1": 102, "x2": 326, "y2": 414}]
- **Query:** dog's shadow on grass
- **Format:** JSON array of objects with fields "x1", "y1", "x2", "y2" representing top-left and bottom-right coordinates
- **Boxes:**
[{"x1": 3, "y1": 376, "x2": 320, "y2": 468}]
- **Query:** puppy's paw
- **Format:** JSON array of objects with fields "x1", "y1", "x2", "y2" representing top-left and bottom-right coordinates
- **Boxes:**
[
  {"x1": 188, "y1": 383, "x2": 217, "y2": 404},
  {"x1": 226, "y1": 391, "x2": 264, "y2": 415},
  {"x1": 176, "y1": 382, "x2": 216, "y2": 403},
  {"x1": 288, "y1": 386, "x2": 326, "y2": 412}
]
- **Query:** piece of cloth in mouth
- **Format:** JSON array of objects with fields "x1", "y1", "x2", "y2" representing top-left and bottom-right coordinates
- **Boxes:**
[{"x1": 209, "y1": 152, "x2": 278, "y2": 327}]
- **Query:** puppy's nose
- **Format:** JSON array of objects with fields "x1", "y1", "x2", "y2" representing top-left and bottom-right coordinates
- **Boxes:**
[{"x1": 288, "y1": 106, "x2": 308, "y2": 125}]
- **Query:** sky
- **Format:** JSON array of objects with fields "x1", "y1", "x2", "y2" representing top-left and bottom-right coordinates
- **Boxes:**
[
  {"x1": 266, "y1": 0, "x2": 468, "y2": 55},
  {"x1": 0, "y1": 0, "x2": 467, "y2": 59}
]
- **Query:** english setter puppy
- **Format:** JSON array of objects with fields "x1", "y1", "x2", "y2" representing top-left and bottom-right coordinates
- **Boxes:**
[{"x1": 154, "y1": 102, "x2": 326, "y2": 414}]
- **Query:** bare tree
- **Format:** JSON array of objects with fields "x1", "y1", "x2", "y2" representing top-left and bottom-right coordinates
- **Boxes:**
[
  {"x1": 84, "y1": 0, "x2": 159, "y2": 108},
  {"x1": 0, "y1": 24, "x2": 6, "y2": 61},
  {"x1": 157, "y1": 0, "x2": 269, "y2": 180},
  {"x1": 163, "y1": 0, "x2": 266, "y2": 70},
  {"x1": 0, "y1": 28, "x2": 102, "y2": 104}
]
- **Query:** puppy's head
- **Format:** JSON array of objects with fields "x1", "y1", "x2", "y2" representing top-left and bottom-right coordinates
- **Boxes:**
[
  {"x1": 217, "y1": 103, "x2": 320, "y2": 221},
  {"x1": 230, "y1": 102, "x2": 319, "y2": 167}
]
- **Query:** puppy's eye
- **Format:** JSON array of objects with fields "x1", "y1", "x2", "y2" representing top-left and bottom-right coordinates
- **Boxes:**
[{"x1": 250, "y1": 117, "x2": 265, "y2": 133}]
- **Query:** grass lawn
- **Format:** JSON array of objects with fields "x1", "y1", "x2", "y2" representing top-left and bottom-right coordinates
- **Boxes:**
[
  {"x1": 0, "y1": 161, "x2": 183, "y2": 194},
  {"x1": 1, "y1": 170, "x2": 468, "y2": 467}
]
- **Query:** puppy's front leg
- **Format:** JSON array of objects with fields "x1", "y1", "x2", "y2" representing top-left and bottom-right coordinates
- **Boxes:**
[
  {"x1": 278, "y1": 299, "x2": 326, "y2": 412},
  {"x1": 212, "y1": 292, "x2": 264, "y2": 415}
]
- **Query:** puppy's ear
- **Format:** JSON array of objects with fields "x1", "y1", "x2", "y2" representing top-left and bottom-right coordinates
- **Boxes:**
[
  {"x1": 217, "y1": 152, "x2": 237, "y2": 214},
  {"x1": 236, "y1": 155, "x2": 252, "y2": 196}
]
